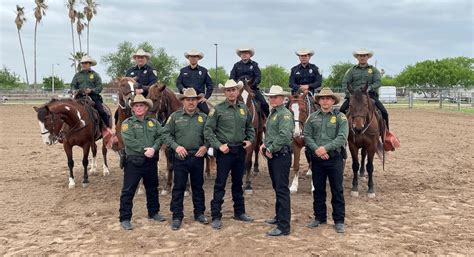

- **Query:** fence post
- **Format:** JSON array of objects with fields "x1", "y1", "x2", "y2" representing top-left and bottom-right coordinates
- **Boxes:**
[
  {"x1": 408, "y1": 90, "x2": 413, "y2": 109},
  {"x1": 471, "y1": 92, "x2": 474, "y2": 107},
  {"x1": 439, "y1": 88, "x2": 442, "y2": 109},
  {"x1": 457, "y1": 91, "x2": 461, "y2": 111}
]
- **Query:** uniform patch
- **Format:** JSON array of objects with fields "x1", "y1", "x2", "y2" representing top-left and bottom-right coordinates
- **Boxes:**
[
  {"x1": 198, "y1": 116, "x2": 204, "y2": 123},
  {"x1": 240, "y1": 108, "x2": 245, "y2": 116},
  {"x1": 89, "y1": 74, "x2": 94, "y2": 79},
  {"x1": 131, "y1": 72, "x2": 135, "y2": 76},
  {"x1": 309, "y1": 69, "x2": 313, "y2": 73},
  {"x1": 341, "y1": 114, "x2": 347, "y2": 121},
  {"x1": 199, "y1": 70, "x2": 202, "y2": 76},
  {"x1": 143, "y1": 70, "x2": 147, "y2": 74},
  {"x1": 122, "y1": 123, "x2": 129, "y2": 132},
  {"x1": 368, "y1": 68, "x2": 373, "y2": 74},
  {"x1": 284, "y1": 115, "x2": 291, "y2": 120},
  {"x1": 330, "y1": 116, "x2": 337, "y2": 124},
  {"x1": 209, "y1": 108, "x2": 215, "y2": 117},
  {"x1": 153, "y1": 70, "x2": 157, "y2": 76},
  {"x1": 272, "y1": 114, "x2": 277, "y2": 121},
  {"x1": 250, "y1": 65, "x2": 253, "y2": 70},
  {"x1": 148, "y1": 121, "x2": 154, "y2": 127}
]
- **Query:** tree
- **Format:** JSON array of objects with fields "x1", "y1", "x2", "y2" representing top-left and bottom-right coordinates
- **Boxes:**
[
  {"x1": 396, "y1": 57, "x2": 474, "y2": 97},
  {"x1": 101, "y1": 41, "x2": 179, "y2": 85},
  {"x1": 75, "y1": 11, "x2": 85, "y2": 53},
  {"x1": 324, "y1": 62, "x2": 353, "y2": 91},
  {"x1": 66, "y1": 0, "x2": 77, "y2": 69},
  {"x1": 42, "y1": 76, "x2": 65, "y2": 91},
  {"x1": 260, "y1": 64, "x2": 290, "y2": 90},
  {"x1": 83, "y1": 0, "x2": 98, "y2": 55},
  {"x1": 0, "y1": 66, "x2": 21, "y2": 89},
  {"x1": 381, "y1": 75, "x2": 397, "y2": 87},
  {"x1": 208, "y1": 66, "x2": 229, "y2": 86},
  {"x1": 33, "y1": 0, "x2": 48, "y2": 91},
  {"x1": 15, "y1": 5, "x2": 29, "y2": 85},
  {"x1": 69, "y1": 51, "x2": 86, "y2": 73}
]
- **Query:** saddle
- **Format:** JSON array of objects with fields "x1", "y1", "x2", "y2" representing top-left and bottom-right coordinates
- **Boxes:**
[{"x1": 370, "y1": 99, "x2": 400, "y2": 151}]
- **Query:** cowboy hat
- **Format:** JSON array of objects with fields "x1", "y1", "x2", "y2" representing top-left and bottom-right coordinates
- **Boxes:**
[
  {"x1": 264, "y1": 85, "x2": 290, "y2": 96},
  {"x1": 131, "y1": 94, "x2": 153, "y2": 108},
  {"x1": 352, "y1": 48, "x2": 374, "y2": 58},
  {"x1": 295, "y1": 48, "x2": 314, "y2": 57},
  {"x1": 218, "y1": 79, "x2": 244, "y2": 90},
  {"x1": 80, "y1": 55, "x2": 97, "y2": 66},
  {"x1": 314, "y1": 87, "x2": 340, "y2": 104},
  {"x1": 132, "y1": 49, "x2": 152, "y2": 59},
  {"x1": 236, "y1": 47, "x2": 255, "y2": 57},
  {"x1": 184, "y1": 49, "x2": 204, "y2": 60},
  {"x1": 177, "y1": 88, "x2": 204, "y2": 100}
]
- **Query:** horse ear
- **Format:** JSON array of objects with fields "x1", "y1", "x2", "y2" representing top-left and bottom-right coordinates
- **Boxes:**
[{"x1": 33, "y1": 106, "x2": 39, "y2": 112}]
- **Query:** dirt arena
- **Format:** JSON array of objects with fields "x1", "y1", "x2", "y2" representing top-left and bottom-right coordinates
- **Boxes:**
[{"x1": 0, "y1": 104, "x2": 473, "y2": 255}]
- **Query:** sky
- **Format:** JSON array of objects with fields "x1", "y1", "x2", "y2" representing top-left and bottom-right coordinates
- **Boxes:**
[{"x1": 1, "y1": 0, "x2": 473, "y2": 84}]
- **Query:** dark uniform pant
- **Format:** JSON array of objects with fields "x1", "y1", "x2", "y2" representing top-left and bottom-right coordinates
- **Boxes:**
[
  {"x1": 170, "y1": 154, "x2": 206, "y2": 220},
  {"x1": 76, "y1": 92, "x2": 110, "y2": 127},
  {"x1": 311, "y1": 153, "x2": 345, "y2": 224},
  {"x1": 268, "y1": 150, "x2": 292, "y2": 232},
  {"x1": 253, "y1": 88, "x2": 270, "y2": 117},
  {"x1": 119, "y1": 156, "x2": 160, "y2": 222},
  {"x1": 197, "y1": 102, "x2": 210, "y2": 115},
  {"x1": 340, "y1": 95, "x2": 389, "y2": 130},
  {"x1": 211, "y1": 148, "x2": 246, "y2": 220}
]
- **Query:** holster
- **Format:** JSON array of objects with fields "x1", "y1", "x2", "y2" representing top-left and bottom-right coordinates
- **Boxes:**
[{"x1": 119, "y1": 150, "x2": 127, "y2": 169}]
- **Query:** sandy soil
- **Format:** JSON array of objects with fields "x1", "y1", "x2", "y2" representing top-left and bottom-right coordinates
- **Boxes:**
[{"x1": 0, "y1": 104, "x2": 473, "y2": 255}]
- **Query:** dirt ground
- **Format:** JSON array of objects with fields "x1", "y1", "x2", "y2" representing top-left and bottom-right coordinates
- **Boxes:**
[{"x1": 0, "y1": 104, "x2": 473, "y2": 255}]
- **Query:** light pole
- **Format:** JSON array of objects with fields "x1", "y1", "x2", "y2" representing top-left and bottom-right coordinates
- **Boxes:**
[
  {"x1": 52, "y1": 63, "x2": 59, "y2": 94},
  {"x1": 214, "y1": 43, "x2": 218, "y2": 86}
]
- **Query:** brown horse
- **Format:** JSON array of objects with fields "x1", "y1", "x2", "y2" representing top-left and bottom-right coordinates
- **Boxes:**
[
  {"x1": 287, "y1": 89, "x2": 314, "y2": 193},
  {"x1": 239, "y1": 82, "x2": 266, "y2": 194},
  {"x1": 112, "y1": 77, "x2": 137, "y2": 153},
  {"x1": 347, "y1": 83, "x2": 384, "y2": 198},
  {"x1": 34, "y1": 98, "x2": 112, "y2": 188}
]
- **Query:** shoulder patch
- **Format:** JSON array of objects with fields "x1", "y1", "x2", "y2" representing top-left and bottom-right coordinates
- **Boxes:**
[
  {"x1": 340, "y1": 114, "x2": 347, "y2": 121},
  {"x1": 122, "y1": 123, "x2": 129, "y2": 132},
  {"x1": 284, "y1": 114, "x2": 291, "y2": 120}
]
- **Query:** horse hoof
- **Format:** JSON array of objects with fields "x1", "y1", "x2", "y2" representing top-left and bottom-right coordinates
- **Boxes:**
[
  {"x1": 82, "y1": 183, "x2": 89, "y2": 188},
  {"x1": 350, "y1": 191, "x2": 359, "y2": 197},
  {"x1": 289, "y1": 187, "x2": 298, "y2": 194},
  {"x1": 103, "y1": 170, "x2": 110, "y2": 176},
  {"x1": 244, "y1": 189, "x2": 253, "y2": 195},
  {"x1": 184, "y1": 191, "x2": 190, "y2": 197},
  {"x1": 252, "y1": 171, "x2": 259, "y2": 176},
  {"x1": 368, "y1": 192, "x2": 376, "y2": 198},
  {"x1": 68, "y1": 183, "x2": 75, "y2": 189},
  {"x1": 160, "y1": 190, "x2": 168, "y2": 196}
]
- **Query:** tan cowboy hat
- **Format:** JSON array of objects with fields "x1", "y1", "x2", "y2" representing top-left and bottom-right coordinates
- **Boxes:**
[
  {"x1": 80, "y1": 55, "x2": 97, "y2": 66},
  {"x1": 184, "y1": 49, "x2": 204, "y2": 60},
  {"x1": 236, "y1": 47, "x2": 255, "y2": 57},
  {"x1": 314, "y1": 87, "x2": 340, "y2": 104},
  {"x1": 132, "y1": 49, "x2": 152, "y2": 59},
  {"x1": 295, "y1": 48, "x2": 314, "y2": 57},
  {"x1": 218, "y1": 79, "x2": 244, "y2": 90},
  {"x1": 352, "y1": 48, "x2": 374, "y2": 58},
  {"x1": 264, "y1": 85, "x2": 290, "y2": 96},
  {"x1": 177, "y1": 88, "x2": 204, "y2": 100},
  {"x1": 131, "y1": 94, "x2": 153, "y2": 108}
]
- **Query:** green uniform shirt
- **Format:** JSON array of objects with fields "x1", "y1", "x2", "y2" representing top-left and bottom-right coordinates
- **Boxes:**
[
  {"x1": 303, "y1": 109, "x2": 348, "y2": 153},
  {"x1": 264, "y1": 105, "x2": 294, "y2": 153},
  {"x1": 162, "y1": 109, "x2": 208, "y2": 151},
  {"x1": 204, "y1": 100, "x2": 256, "y2": 149},
  {"x1": 342, "y1": 64, "x2": 381, "y2": 97},
  {"x1": 121, "y1": 115, "x2": 163, "y2": 157},
  {"x1": 70, "y1": 69, "x2": 103, "y2": 93}
]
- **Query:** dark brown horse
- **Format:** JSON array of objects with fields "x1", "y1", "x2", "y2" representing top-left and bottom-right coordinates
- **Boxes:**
[
  {"x1": 112, "y1": 77, "x2": 137, "y2": 153},
  {"x1": 287, "y1": 89, "x2": 314, "y2": 193},
  {"x1": 34, "y1": 98, "x2": 112, "y2": 188},
  {"x1": 347, "y1": 83, "x2": 384, "y2": 198},
  {"x1": 239, "y1": 82, "x2": 266, "y2": 194}
]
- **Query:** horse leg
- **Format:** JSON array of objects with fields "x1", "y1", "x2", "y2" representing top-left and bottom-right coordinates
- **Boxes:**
[
  {"x1": 161, "y1": 149, "x2": 173, "y2": 195},
  {"x1": 64, "y1": 143, "x2": 75, "y2": 188},
  {"x1": 82, "y1": 144, "x2": 91, "y2": 187},
  {"x1": 89, "y1": 142, "x2": 98, "y2": 175},
  {"x1": 350, "y1": 146, "x2": 360, "y2": 197},
  {"x1": 367, "y1": 151, "x2": 376, "y2": 198},
  {"x1": 244, "y1": 148, "x2": 253, "y2": 194},
  {"x1": 289, "y1": 145, "x2": 300, "y2": 194},
  {"x1": 102, "y1": 142, "x2": 110, "y2": 176},
  {"x1": 360, "y1": 148, "x2": 367, "y2": 179},
  {"x1": 304, "y1": 147, "x2": 312, "y2": 177},
  {"x1": 205, "y1": 156, "x2": 211, "y2": 179},
  {"x1": 253, "y1": 142, "x2": 260, "y2": 175}
]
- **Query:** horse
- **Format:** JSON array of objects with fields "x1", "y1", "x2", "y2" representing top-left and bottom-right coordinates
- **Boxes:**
[
  {"x1": 34, "y1": 98, "x2": 112, "y2": 188},
  {"x1": 347, "y1": 83, "x2": 385, "y2": 198},
  {"x1": 238, "y1": 81, "x2": 266, "y2": 194},
  {"x1": 286, "y1": 89, "x2": 314, "y2": 193}
]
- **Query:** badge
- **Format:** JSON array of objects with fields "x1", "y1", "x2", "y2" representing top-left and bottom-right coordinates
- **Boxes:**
[
  {"x1": 121, "y1": 123, "x2": 129, "y2": 132},
  {"x1": 368, "y1": 68, "x2": 373, "y2": 74},
  {"x1": 209, "y1": 108, "x2": 215, "y2": 117},
  {"x1": 183, "y1": 72, "x2": 188, "y2": 76},
  {"x1": 240, "y1": 108, "x2": 245, "y2": 116},
  {"x1": 148, "y1": 121, "x2": 154, "y2": 127},
  {"x1": 309, "y1": 69, "x2": 313, "y2": 73},
  {"x1": 296, "y1": 71, "x2": 300, "y2": 75},
  {"x1": 330, "y1": 116, "x2": 337, "y2": 124},
  {"x1": 153, "y1": 70, "x2": 157, "y2": 76},
  {"x1": 198, "y1": 116, "x2": 204, "y2": 123},
  {"x1": 199, "y1": 70, "x2": 202, "y2": 76},
  {"x1": 272, "y1": 114, "x2": 277, "y2": 121},
  {"x1": 250, "y1": 65, "x2": 253, "y2": 70},
  {"x1": 131, "y1": 72, "x2": 134, "y2": 76},
  {"x1": 89, "y1": 74, "x2": 94, "y2": 79},
  {"x1": 143, "y1": 70, "x2": 147, "y2": 74}
]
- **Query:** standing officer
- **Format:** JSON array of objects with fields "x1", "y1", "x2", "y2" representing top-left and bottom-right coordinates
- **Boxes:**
[
  {"x1": 230, "y1": 47, "x2": 269, "y2": 117},
  {"x1": 119, "y1": 94, "x2": 166, "y2": 230},
  {"x1": 303, "y1": 87, "x2": 348, "y2": 233},
  {"x1": 71, "y1": 55, "x2": 113, "y2": 138},
  {"x1": 289, "y1": 49, "x2": 323, "y2": 109},
  {"x1": 259, "y1": 85, "x2": 294, "y2": 236},
  {"x1": 204, "y1": 79, "x2": 255, "y2": 230},
  {"x1": 126, "y1": 49, "x2": 158, "y2": 97},
  {"x1": 176, "y1": 49, "x2": 214, "y2": 114},
  {"x1": 340, "y1": 48, "x2": 389, "y2": 130},
  {"x1": 162, "y1": 88, "x2": 209, "y2": 230}
]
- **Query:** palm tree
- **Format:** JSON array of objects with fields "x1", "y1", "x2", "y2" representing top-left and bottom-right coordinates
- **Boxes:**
[
  {"x1": 75, "y1": 11, "x2": 85, "y2": 53},
  {"x1": 33, "y1": 0, "x2": 48, "y2": 91},
  {"x1": 83, "y1": 0, "x2": 98, "y2": 55},
  {"x1": 15, "y1": 5, "x2": 29, "y2": 85},
  {"x1": 66, "y1": 0, "x2": 77, "y2": 69},
  {"x1": 69, "y1": 51, "x2": 85, "y2": 73}
]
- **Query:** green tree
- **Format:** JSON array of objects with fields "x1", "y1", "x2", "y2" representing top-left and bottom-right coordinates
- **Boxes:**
[
  {"x1": 0, "y1": 66, "x2": 21, "y2": 89},
  {"x1": 208, "y1": 66, "x2": 229, "y2": 86},
  {"x1": 324, "y1": 62, "x2": 353, "y2": 91},
  {"x1": 15, "y1": 5, "x2": 29, "y2": 85},
  {"x1": 33, "y1": 0, "x2": 48, "y2": 91},
  {"x1": 101, "y1": 41, "x2": 178, "y2": 85},
  {"x1": 381, "y1": 75, "x2": 397, "y2": 87},
  {"x1": 42, "y1": 76, "x2": 65, "y2": 91},
  {"x1": 260, "y1": 64, "x2": 290, "y2": 90},
  {"x1": 69, "y1": 51, "x2": 86, "y2": 73}
]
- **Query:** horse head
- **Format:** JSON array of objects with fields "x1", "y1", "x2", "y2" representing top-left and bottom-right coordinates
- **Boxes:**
[
  {"x1": 117, "y1": 77, "x2": 138, "y2": 109},
  {"x1": 348, "y1": 82, "x2": 372, "y2": 133},
  {"x1": 287, "y1": 92, "x2": 309, "y2": 138},
  {"x1": 147, "y1": 84, "x2": 181, "y2": 123}
]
